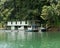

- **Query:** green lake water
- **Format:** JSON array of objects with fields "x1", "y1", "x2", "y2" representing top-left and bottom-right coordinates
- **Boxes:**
[{"x1": 0, "y1": 31, "x2": 60, "y2": 48}]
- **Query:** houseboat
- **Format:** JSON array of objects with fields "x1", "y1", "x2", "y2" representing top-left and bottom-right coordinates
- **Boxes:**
[{"x1": 7, "y1": 21, "x2": 40, "y2": 32}]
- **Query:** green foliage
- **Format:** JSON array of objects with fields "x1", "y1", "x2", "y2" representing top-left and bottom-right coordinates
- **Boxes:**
[
  {"x1": 41, "y1": 1, "x2": 60, "y2": 27},
  {"x1": 0, "y1": 0, "x2": 60, "y2": 28}
]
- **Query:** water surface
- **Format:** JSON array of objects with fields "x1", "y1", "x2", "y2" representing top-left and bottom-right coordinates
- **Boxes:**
[{"x1": 0, "y1": 31, "x2": 60, "y2": 48}]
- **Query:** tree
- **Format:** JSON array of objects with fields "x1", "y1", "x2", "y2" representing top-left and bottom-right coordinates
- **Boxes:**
[
  {"x1": 56, "y1": 1, "x2": 60, "y2": 26},
  {"x1": 41, "y1": 3, "x2": 60, "y2": 27}
]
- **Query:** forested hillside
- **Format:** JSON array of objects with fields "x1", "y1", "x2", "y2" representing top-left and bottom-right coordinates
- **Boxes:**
[{"x1": 0, "y1": 0, "x2": 60, "y2": 29}]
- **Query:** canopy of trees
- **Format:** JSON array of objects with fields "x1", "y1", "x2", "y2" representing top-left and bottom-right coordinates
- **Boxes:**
[
  {"x1": 0, "y1": 0, "x2": 60, "y2": 28},
  {"x1": 41, "y1": 1, "x2": 60, "y2": 27}
]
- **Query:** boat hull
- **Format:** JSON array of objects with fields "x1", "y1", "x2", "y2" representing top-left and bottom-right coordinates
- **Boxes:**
[
  {"x1": 25, "y1": 30, "x2": 38, "y2": 32},
  {"x1": 41, "y1": 29, "x2": 46, "y2": 32}
]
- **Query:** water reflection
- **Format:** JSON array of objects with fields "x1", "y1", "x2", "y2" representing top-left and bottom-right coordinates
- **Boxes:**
[
  {"x1": 0, "y1": 31, "x2": 42, "y2": 48},
  {"x1": 0, "y1": 31, "x2": 60, "y2": 48}
]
